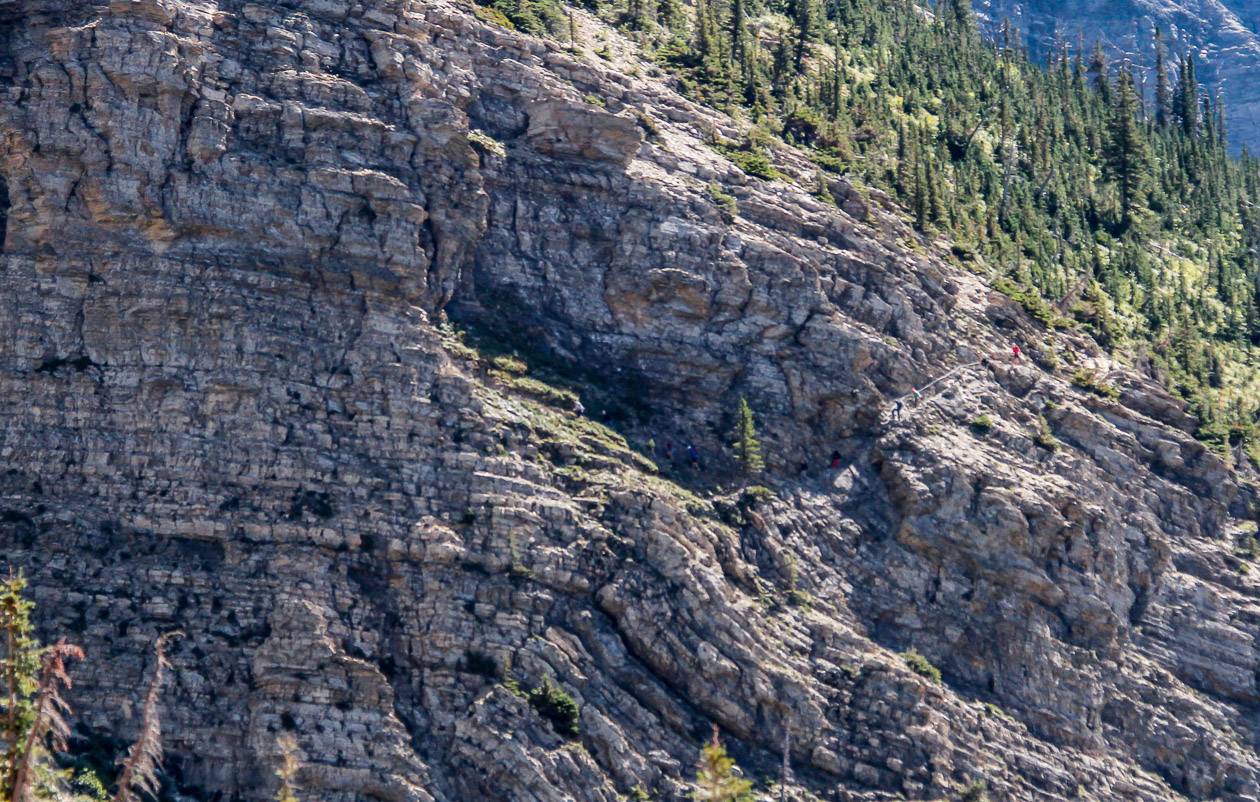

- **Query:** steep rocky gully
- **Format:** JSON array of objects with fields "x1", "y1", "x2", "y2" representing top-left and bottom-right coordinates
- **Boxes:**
[{"x1": 2, "y1": 1, "x2": 1260, "y2": 800}]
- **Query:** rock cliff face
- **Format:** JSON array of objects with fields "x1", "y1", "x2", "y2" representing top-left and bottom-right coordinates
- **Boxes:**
[
  {"x1": 2, "y1": 1, "x2": 1260, "y2": 801},
  {"x1": 975, "y1": 0, "x2": 1260, "y2": 152}
]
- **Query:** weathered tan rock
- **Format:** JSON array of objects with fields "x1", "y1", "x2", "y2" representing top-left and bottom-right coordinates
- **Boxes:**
[{"x1": 526, "y1": 99, "x2": 643, "y2": 164}]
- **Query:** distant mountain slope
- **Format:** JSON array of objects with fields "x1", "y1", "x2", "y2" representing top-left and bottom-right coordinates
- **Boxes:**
[{"x1": 976, "y1": 0, "x2": 1260, "y2": 150}]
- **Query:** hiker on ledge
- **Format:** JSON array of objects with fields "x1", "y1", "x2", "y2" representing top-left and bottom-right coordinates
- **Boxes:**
[
  {"x1": 1011, "y1": 345, "x2": 1022, "y2": 363},
  {"x1": 830, "y1": 450, "x2": 842, "y2": 469},
  {"x1": 912, "y1": 387, "x2": 922, "y2": 405},
  {"x1": 687, "y1": 443, "x2": 701, "y2": 471},
  {"x1": 892, "y1": 398, "x2": 904, "y2": 421}
]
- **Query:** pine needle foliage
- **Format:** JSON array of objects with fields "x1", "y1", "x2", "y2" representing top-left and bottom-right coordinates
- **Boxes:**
[
  {"x1": 732, "y1": 397, "x2": 765, "y2": 475},
  {"x1": 1, "y1": 573, "x2": 41, "y2": 800},
  {"x1": 693, "y1": 728, "x2": 754, "y2": 802}
]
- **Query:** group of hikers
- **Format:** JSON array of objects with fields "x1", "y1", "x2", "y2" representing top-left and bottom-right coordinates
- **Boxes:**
[{"x1": 646, "y1": 436, "x2": 704, "y2": 471}]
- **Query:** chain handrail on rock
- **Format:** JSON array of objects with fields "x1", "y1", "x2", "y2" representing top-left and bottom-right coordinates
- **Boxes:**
[{"x1": 881, "y1": 358, "x2": 987, "y2": 424}]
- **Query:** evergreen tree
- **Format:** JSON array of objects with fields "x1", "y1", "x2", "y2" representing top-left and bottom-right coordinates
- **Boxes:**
[
  {"x1": 1, "y1": 574, "x2": 38, "y2": 800},
  {"x1": 732, "y1": 397, "x2": 765, "y2": 474},
  {"x1": 1106, "y1": 66, "x2": 1149, "y2": 228},
  {"x1": 1154, "y1": 28, "x2": 1173, "y2": 129},
  {"x1": 1177, "y1": 54, "x2": 1199, "y2": 136},
  {"x1": 792, "y1": 0, "x2": 814, "y2": 71},
  {"x1": 627, "y1": 0, "x2": 647, "y2": 30},
  {"x1": 1212, "y1": 89, "x2": 1227, "y2": 147},
  {"x1": 694, "y1": 0, "x2": 718, "y2": 75},
  {"x1": 896, "y1": 121, "x2": 911, "y2": 196},
  {"x1": 1089, "y1": 42, "x2": 1111, "y2": 104},
  {"x1": 729, "y1": 0, "x2": 747, "y2": 67},
  {"x1": 656, "y1": 0, "x2": 683, "y2": 35},
  {"x1": 693, "y1": 729, "x2": 754, "y2": 802},
  {"x1": 944, "y1": 0, "x2": 974, "y2": 34},
  {"x1": 914, "y1": 154, "x2": 928, "y2": 230}
]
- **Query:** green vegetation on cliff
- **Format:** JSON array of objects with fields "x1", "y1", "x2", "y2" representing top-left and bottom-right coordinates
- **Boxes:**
[{"x1": 480, "y1": 0, "x2": 1260, "y2": 465}]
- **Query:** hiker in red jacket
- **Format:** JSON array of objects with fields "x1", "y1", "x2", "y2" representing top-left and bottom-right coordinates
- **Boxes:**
[{"x1": 1011, "y1": 344, "x2": 1022, "y2": 363}]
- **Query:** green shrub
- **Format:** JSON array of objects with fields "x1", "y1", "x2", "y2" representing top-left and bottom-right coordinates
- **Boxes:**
[
  {"x1": 1033, "y1": 416, "x2": 1060, "y2": 452},
  {"x1": 502, "y1": 677, "x2": 526, "y2": 698},
  {"x1": 527, "y1": 680, "x2": 581, "y2": 739},
  {"x1": 708, "y1": 182, "x2": 738, "y2": 220},
  {"x1": 726, "y1": 148, "x2": 778, "y2": 180},
  {"x1": 992, "y1": 278, "x2": 1065, "y2": 328},
  {"x1": 782, "y1": 106, "x2": 825, "y2": 146},
  {"x1": 437, "y1": 314, "x2": 481, "y2": 361},
  {"x1": 634, "y1": 111, "x2": 661, "y2": 139},
  {"x1": 959, "y1": 779, "x2": 990, "y2": 802},
  {"x1": 970, "y1": 414, "x2": 995, "y2": 434},
  {"x1": 715, "y1": 139, "x2": 779, "y2": 180},
  {"x1": 467, "y1": 129, "x2": 506, "y2": 158},
  {"x1": 902, "y1": 649, "x2": 942, "y2": 683},
  {"x1": 740, "y1": 485, "x2": 774, "y2": 508},
  {"x1": 471, "y1": 3, "x2": 515, "y2": 29},
  {"x1": 474, "y1": 0, "x2": 565, "y2": 36},
  {"x1": 787, "y1": 589, "x2": 814, "y2": 609},
  {"x1": 508, "y1": 376, "x2": 582, "y2": 410},
  {"x1": 811, "y1": 151, "x2": 847, "y2": 173},
  {"x1": 68, "y1": 766, "x2": 110, "y2": 801},
  {"x1": 1071, "y1": 369, "x2": 1121, "y2": 400},
  {"x1": 490, "y1": 354, "x2": 528, "y2": 375}
]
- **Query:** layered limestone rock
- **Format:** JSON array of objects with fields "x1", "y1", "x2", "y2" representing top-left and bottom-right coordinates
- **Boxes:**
[{"x1": 2, "y1": 1, "x2": 1260, "y2": 801}]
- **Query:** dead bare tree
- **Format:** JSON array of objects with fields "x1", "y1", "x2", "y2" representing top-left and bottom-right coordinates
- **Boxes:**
[
  {"x1": 779, "y1": 722, "x2": 792, "y2": 802},
  {"x1": 112, "y1": 632, "x2": 181, "y2": 802},
  {"x1": 11, "y1": 640, "x2": 84, "y2": 802}
]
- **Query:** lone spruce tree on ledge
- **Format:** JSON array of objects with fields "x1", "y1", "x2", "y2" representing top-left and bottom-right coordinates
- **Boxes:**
[
  {"x1": 732, "y1": 398, "x2": 764, "y2": 476},
  {"x1": 693, "y1": 727, "x2": 753, "y2": 802}
]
